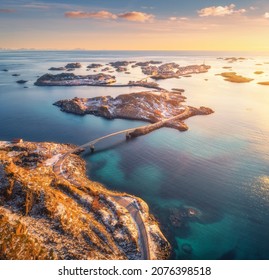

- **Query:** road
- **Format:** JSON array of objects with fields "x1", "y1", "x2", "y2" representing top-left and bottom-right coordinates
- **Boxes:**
[
  {"x1": 112, "y1": 196, "x2": 151, "y2": 260},
  {"x1": 53, "y1": 107, "x2": 190, "y2": 259},
  {"x1": 76, "y1": 106, "x2": 189, "y2": 152},
  {"x1": 53, "y1": 156, "x2": 151, "y2": 259}
]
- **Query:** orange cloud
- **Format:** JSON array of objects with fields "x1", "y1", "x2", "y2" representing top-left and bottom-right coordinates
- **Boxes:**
[
  {"x1": 198, "y1": 4, "x2": 246, "y2": 17},
  {"x1": 65, "y1": 10, "x2": 117, "y2": 19},
  {"x1": 264, "y1": 12, "x2": 269, "y2": 19},
  {"x1": 65, "y1": 10, "x2": 153, "y2": 22},
  {"x1": 118, "y1": 11, "x2": 154, "y2": 22},
  {"x1": 0, "y1": 9, "x2": 15, "y2": 13}
]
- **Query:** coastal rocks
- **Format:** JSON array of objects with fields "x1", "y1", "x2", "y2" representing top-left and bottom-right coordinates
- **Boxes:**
[
  {"x1": 218, "y1": 57, "x2": 247, "y2": 63},
  {"x1": 141, "y1": 66, "x2": 159, "y2": 75},
  {"x1": 169, "y1": 207, "x2": 200, "y2": 228},
  {"x1": 116, "y1": 66, "x2": 127, "y2": 72},
  {"x1": 87, "y1": 63, "x2": 103, "y2": 69},
  {"x1": 101, "y1": 67, "x2": 110, "y2": 72},
  {"x1": 110, "y1": 61, "x2": 132, "y2": 68},
  {"x1": 65, "y1": 62, "x2": 82, "y2": 69},
  {"x1": 225, "y1": 57, "x2": 247, "y2": 63},
  {"x1": 152, "y1": 72, "x2": 179, "y2": 80},
  {"x1": 48, "y1": 67, "x2": 66, "y2": 71},
  {"x1": 34, "y1": 73, "x2": 116, "y2": 86},
  {"x1": 0, "y1": 140, "x2": 170, "y2": 260},
  {"x1": 148, "y1": 60, "x2": 162, "y2": 64},
  {"x1": 109, "y1": 61, "x2": 135, "y2": 72},
  {"x1": 150, "y1": 64, "x2": 210, "y2": 80},
  {"x1": 16, "y1": 80, "x2": 28, "y2": 84},
  {"x1": 127, "y1": 80, "x2": 161, "y2": 89},
  {"x1": 172, "y1": 88, "x2": 185, "y2": 93},
  {"x1": 218, "y1": 72, "x2": 253, "y2": 83},
  {"x1": 254, "y1": 71, "x2": 264, "y2": 75},
  {"x1": 258, "y1": 81, "x2": 269, "y2": 85},
  {"x1": 134, "y1": 61, "x2": 162, "y2": 67},
  {"x1": 54, "y1": 91, "x2": 214, "y2": 132}
]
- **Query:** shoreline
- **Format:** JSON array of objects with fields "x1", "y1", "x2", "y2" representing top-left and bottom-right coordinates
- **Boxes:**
[{"x1": 0, "y1": 140, "x2": 171, "y2": 260}]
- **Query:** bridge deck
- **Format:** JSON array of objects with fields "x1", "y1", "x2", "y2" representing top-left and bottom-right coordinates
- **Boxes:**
[{"x1": 77, "y1": 106, "x2": 189, "y2": 152}]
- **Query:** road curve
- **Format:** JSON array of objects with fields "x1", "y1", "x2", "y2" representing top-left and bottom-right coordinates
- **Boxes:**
[
  {"x1": 112, "y1": 196, "x2": 151, "y2": 260},
  {"x1": 53, "y1": 155, "x2": 151, "y2": 259},
  {"x1": 53, "y1": 108, "x2": 189, "y2": 259}
]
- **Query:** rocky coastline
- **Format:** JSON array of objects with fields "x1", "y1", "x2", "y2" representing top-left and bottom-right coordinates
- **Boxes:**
[
  {"x1": 0, "y1": 140, "x2": 171, "y2": 260},
  {"x1": 34, "y1": 72, "x2": 164, "y2": 90},
  {"x1": 141, "y1": 63, "x2": 211, "y2": 80},
  {"x1": 54, "y1": 91, "x2": 214, "y2": 131},
  {"x1": 34, "y1": 73, "x2": 116, "y2": 86}
]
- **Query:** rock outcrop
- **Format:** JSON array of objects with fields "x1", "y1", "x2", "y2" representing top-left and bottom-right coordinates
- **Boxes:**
[
  {"x1": 87, "y1": 63, "x2": 103, "y2": 69},
  {"x1": 0, "y1": 141, "x2": 170, "y2": 260},
  {"x1": 150, "y1": 64, "x2": 211, "y2": 80},
  {"x1": 49, "y1": 67, "x2": 66, "y2": 71},
  {"x1": 65, "y1": 62, "x2": 82, "y2": 69},
  {"x1": 34, "y1": 73, "x2": 116, "y2": 86},
  {"x1": 16, "y1": 80, "x2": 28, "y2": 84},
  {"x1": 54, "y1": 91, "x2": 214, "y2": 131}
]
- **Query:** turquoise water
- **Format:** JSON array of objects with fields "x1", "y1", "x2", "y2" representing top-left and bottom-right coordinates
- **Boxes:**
[{"x1": 0, "y1": 50, "x2": 269, "y2": 259}]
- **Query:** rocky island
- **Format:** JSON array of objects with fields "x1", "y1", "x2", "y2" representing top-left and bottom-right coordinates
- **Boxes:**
[
  {"x1": 218, "y1": 72, "x2": 254, "y2": 83},
  {"x1": 34, "y1": 72, "x2": 164, "y2": 90},
  {"x1": 54, "y1": 91, "x2": 214, "y2": 131},
  {"x1": 141, "y1": 63, "x2": 211, "y2": 80},
  {"x1": 0, "y1": 140, "x2": 170, "y2": 260},
  {"x1": 258, "y1": 81, "x2": 269, "y2": 86},
  {"x1": 48, "y1": 67, "x2": 66, "y2": 71},
  {"x1": 34, "y1": 73, "x2": 116, "y2": 86}
]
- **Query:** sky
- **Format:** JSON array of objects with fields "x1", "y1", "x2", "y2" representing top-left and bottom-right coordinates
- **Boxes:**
[{"x1": 0, "y1": 0, "x2": 269, "y2": 50}]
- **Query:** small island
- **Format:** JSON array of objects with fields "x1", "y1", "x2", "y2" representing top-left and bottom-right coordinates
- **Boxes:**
[
  {"x1": 218, "y1": 72, "x2": 254, "y2": 83},
  {"x1": 257, "y1": 81, "x2": 269, "y2": 86},
  {"x1": 254, "y1": 71, "x2": 264, "y2": 75},
  {"x1": 54, "y1": 91, "x2": 214, "y2": 132},
  {"x1": 34, "y1": 73, "x2": 116, "y2": 86},
  {"x1": 48, "y1": 66, "x2": 66, "y2": 71},
  {"x1": 16, "y1": 80, "x2": 28, "y2": 84},
  {"x1": 142, "y1": 63, "x2": 210, "y2": 80}
]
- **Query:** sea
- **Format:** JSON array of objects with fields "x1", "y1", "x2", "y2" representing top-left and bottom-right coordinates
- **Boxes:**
[{"x1": 0, "y1": 50, "x2": 269, "y2": 260}]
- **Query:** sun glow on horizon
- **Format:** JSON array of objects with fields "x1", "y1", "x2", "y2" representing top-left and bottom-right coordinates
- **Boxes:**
[{"x1": 0, "y1": 1, "x2": 269, "y2": 51}]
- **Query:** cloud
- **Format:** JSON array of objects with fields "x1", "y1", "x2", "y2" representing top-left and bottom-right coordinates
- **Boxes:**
[
  {"x1": 65, "y1": 10, "x2": 154, "y2": 22},
  {"x1": 141, "y1": 6, "x2": 154, "y2": 10},
  {"x1": 118, "y1": 11, "x2": 154, "y2": 22},
  {"x1": 65, "y1": 10, "x2": 117, "y2": 19},
  {"x1": 0, "y1": 9, "x2": 15, "y2": 13},
  {"x1": 264, "y1": 12, "x2": 269, "y2": 19},
  {"x1": 198, "y1": 4, "x2": 246, "y2": 17},
  {"x1": 23, "y1": 4, "x2": 49, "y2": 9},
  {"x1": 169, "y1": 17, "x2": 189, "y2": 21}
]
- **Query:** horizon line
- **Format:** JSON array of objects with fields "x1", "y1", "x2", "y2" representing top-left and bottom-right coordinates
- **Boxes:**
[{"x1": 1, "y1": 48, "x2": 269, "y2": 52}]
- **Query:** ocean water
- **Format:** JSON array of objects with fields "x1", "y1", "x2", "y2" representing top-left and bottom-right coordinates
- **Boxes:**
[{"x1": 0, "y1": 50, "x2": 269, "y2": 260}]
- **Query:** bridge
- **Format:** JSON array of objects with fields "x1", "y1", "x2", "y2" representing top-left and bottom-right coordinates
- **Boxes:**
[
  {"x1": 75, "y1": 106, "x2": 189, "y2": 153},
  {"x1": 53, "y1": 106, "x2": 190, "y2": 259}
]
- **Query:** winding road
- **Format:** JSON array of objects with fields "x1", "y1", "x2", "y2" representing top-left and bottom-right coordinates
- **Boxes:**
[{"x1": 53, "y1": 107, "x2": 190, "y2": 259}]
